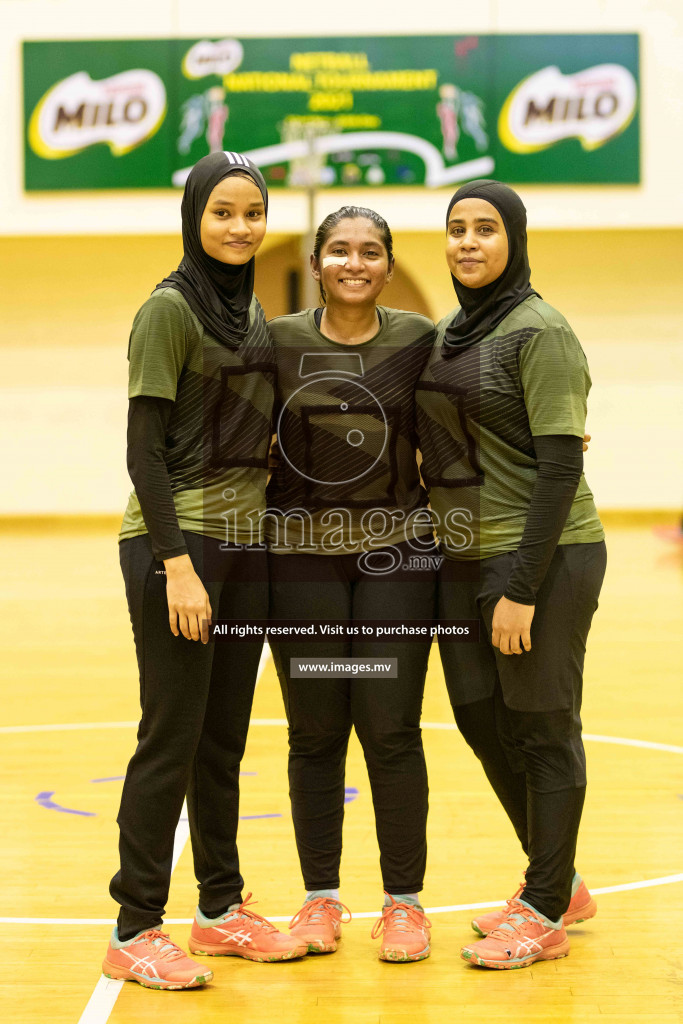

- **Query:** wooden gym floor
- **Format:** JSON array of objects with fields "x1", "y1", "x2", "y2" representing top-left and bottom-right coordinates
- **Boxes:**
[{"x1": 0, "y1": 516, "x2": 681, "y2": 1024}]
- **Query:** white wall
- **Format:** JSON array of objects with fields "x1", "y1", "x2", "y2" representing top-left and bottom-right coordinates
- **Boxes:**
[
  {"x1": 2, "y1": 1, "x2": 681, "y2": 513},
  {"x1": 2, "y1": 0, "x2": 683, "y2": 234},
  {"x1": 3, "y1": 340, "x2": 681, "y2": 514}
]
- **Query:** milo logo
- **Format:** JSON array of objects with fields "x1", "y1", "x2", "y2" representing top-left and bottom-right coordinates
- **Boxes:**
[
  {"x1": 182, "y1": 39, "x2": 244, "y2": 79},
  {"x1": 499, "y1": 64, "x2": 637, "y2": 153},
  {"x1": 28, "y1": 70, "x2": 166, "y2": 159}
]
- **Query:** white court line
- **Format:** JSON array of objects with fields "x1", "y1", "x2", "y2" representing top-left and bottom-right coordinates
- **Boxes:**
[
  {"x1": 1, "y1": 714, "x2": 680, "y2": 1021},
  {"x1": 0, "y1": 721, "x2": 140, "y2": 734},
  {"x1": 171, "y1": 810, "x2": 191, "y2": 875},
  {"x1": 77, "y1": 809, "x2": 190, "y2": 1024},
  {"x1": 590, "y1": 872, "x2": 683, "y2": 895},
  {"x1": 3, "y1": 872, "x2": 683, "y2": 927},
  {"x1": 76, "y1": 978, "x2": 122, "y2": 1024},
  {"x1": 75, "y1": 648, "x2": 271, "y2": 1024},
  {"x1": 421, "y1": 723, "x2": 683, "y2": 755},
  {"x1": 0, "y1": 717, "x2": 285, "y2": 735},
  {"x1": 3, "y1": 718, "x2": 683, "y2": 756},
  {"x1": 254, "y1": 642, "x2": 271, "y2": 689},
  {"x1": 582, "y1": 733, "x2": 683, "y2": 755}
]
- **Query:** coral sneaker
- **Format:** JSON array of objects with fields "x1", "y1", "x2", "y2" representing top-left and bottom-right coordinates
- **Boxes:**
[
  {"x1": 561, "y1": 878, "x2": 597, "y2": 926},
  {"x1": 102, "y1": 929, "x2": 213, "y2": 990},
  {"x1": 371, "y1": 896, "x2": 431, "y2": 962},
  {"x1": 471, "y1": 875, "x2": 597, "y2": 937},
  {"x1": 188, "y1": 893, "x2": 307, "y2": 962},
  {"x1": 289, "y1": 897, "x2": 351, "y2": 953},
  {"x1": 461, "y1": 899, "x2": 569, "y2": 970}
]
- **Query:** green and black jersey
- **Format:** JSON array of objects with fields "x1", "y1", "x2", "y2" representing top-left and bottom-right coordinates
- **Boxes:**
[
  {"x1": 266, "y1": 306, "x2": 435, "y2": 554},
  {"x1": 416, "y1": 295, "x2": 604, "y2": 560},
  {"x1": 120, "y1": 287, "x2": 275, "y2": 546}
]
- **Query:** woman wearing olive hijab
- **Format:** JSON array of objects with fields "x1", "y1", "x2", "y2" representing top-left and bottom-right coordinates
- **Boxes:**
[
  {"x1": 103, "y1": 152, "x2": 306, "y2": 990},
  {"x1": 416, "y1": 180, "x2": 606, "y2": 970}
]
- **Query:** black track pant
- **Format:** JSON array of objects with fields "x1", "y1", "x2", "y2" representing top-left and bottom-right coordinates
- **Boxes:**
[
  {"x1": 111, "y1": 532, "x2": 267, "y2": 940},
  {"x1": 439, "y1": 541, "x2": 606, "y2": 921},
  {"x1": 268, "y1": 541, "x2": 437, "y2": 894}
]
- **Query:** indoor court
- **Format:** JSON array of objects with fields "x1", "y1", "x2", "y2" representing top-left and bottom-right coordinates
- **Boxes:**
[
  {"x1": 1, "y1": 515, "x2": 681, "y2": 1023},
  {"x1": 3, "y1": 1, "x2": 683, "y2": 1022}
]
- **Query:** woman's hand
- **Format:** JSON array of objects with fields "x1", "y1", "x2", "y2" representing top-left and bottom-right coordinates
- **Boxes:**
[
  {"x1": 583, "y1": 432, "x2": 591, "y2": 452},
  {"x1": 163, "y1": 554, "x2": 212, "y2": 644},
  {"x1": 491, "y1": 596, "x2": 534, "y2": 655}
]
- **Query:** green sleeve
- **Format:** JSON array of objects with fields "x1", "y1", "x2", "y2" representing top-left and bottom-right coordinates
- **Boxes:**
[
  {"x1": 127, "y1": 290, "x2": 191, "y2": 401},
  {"x1": 518, "y1": 326, "x2": 591, "y2": 438}
]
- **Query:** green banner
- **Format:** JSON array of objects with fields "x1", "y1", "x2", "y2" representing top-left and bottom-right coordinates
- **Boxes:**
[{"x1": 23, "y1": 34, "x2": 639, "y2": 191}]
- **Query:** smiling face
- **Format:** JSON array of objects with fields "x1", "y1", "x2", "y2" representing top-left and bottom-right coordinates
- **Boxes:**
[
  {"x1": 446, "y1": 197, "x2": 509, "y2": 289},
  {"x1": 311, "y1": 217, "x2": 393, "y2": 307},
  {"x1": 199, "y1": 174, "x2": 266, "y2": 264}
]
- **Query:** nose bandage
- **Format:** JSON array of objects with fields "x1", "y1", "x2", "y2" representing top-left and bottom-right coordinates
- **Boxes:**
[{"x1": 322, "y1": 255, "x2": 348, "y2": 268}]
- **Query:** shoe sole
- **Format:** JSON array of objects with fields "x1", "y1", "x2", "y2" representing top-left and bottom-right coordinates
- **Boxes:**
[
  {"x1": 102, "y1": 962, "x2": 212, "y2": 989},
  {"x1": 289, "y1": 929, "x2": 342, "y2": 954},
  {"x1": 303, "y1": 940, "x2": 338, "y2": 953},
  {"x1": 379, "y1": 945, "x2": 430, "y2": 963},
  {"x1": 472, "y1": 897, "x2": 597, "y2": 937},
  {"x1": 188, "y1": 942, "x2": 306, "y2": 962},
  {"x1": 461, "y1": 937, "x2": 570, "y2": 970}
]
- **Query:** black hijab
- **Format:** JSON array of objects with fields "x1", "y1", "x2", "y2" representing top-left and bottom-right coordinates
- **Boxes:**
[
  {"x1": 442, "y1": 179, "x2": 538, "y2": 356},
  {"x1": 158, "y1": 151, "x2": 268, "y2": 348}
]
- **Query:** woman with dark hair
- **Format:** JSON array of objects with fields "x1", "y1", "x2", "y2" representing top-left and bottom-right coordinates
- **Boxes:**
[
  {"x1": 416, "y1": 179, "x2": 606, "y2": 969},
  {"x1": 266, "y1": 206, "x2": 436, "y2": 962},
  {"x1": 102, "y1": 152, "x2": 306, "y2": 990}
]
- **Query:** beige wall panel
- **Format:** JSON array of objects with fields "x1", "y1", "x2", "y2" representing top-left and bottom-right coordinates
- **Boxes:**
[{"x1": 1, "y1": 230, "x2": 681, "y2": 511}]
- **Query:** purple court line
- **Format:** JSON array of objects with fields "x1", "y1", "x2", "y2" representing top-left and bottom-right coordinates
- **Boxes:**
[
  {"x1": 35, "y1": 791, "x2": 95, "y2": 817},
  {"x1": 35, "y1": 779, "x2": 359, "y2": 819},
  {"x1": 91, "y1": 773, "x2": 256, "y2": 782},
  {"x1": 177, "y1": 812, "x2": 282, "y2": 822}
]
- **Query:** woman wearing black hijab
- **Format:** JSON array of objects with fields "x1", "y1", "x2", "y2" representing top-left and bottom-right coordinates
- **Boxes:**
[
  {"x1": 416, "y1": 180, "x2": 607, "y2": 969},
  {"x1": 103, "y1": 152, "x2": 306, "y2": 990}
]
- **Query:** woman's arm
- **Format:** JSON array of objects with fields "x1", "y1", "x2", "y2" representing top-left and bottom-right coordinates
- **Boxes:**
[
  {"x1": 491, "y1": 433, "x2": 583, "y2": 655},
  {"x1": 493, "y1": 321, "x2": 592, "y2": 655},
  {"x1": 127, "y1": 395, "x2": 212, "y2": 643},
  {"x1": 127, "y1": 396, "x2": 186, "y2": 560}
]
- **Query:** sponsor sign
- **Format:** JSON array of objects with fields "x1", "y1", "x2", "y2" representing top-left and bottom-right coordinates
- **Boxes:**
[
  {"x1": 28, "y1": 70, "x2": 166, "y2": 159},
  {"x1": 182, "y1": 39, "x2": 244, "y2": 80},
  {"x1": 499, "y1": 64, "x2": 637, "y2": 153},
  {"x1": 23, "y1": 34, "x2": 639, "y2": 190}
]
